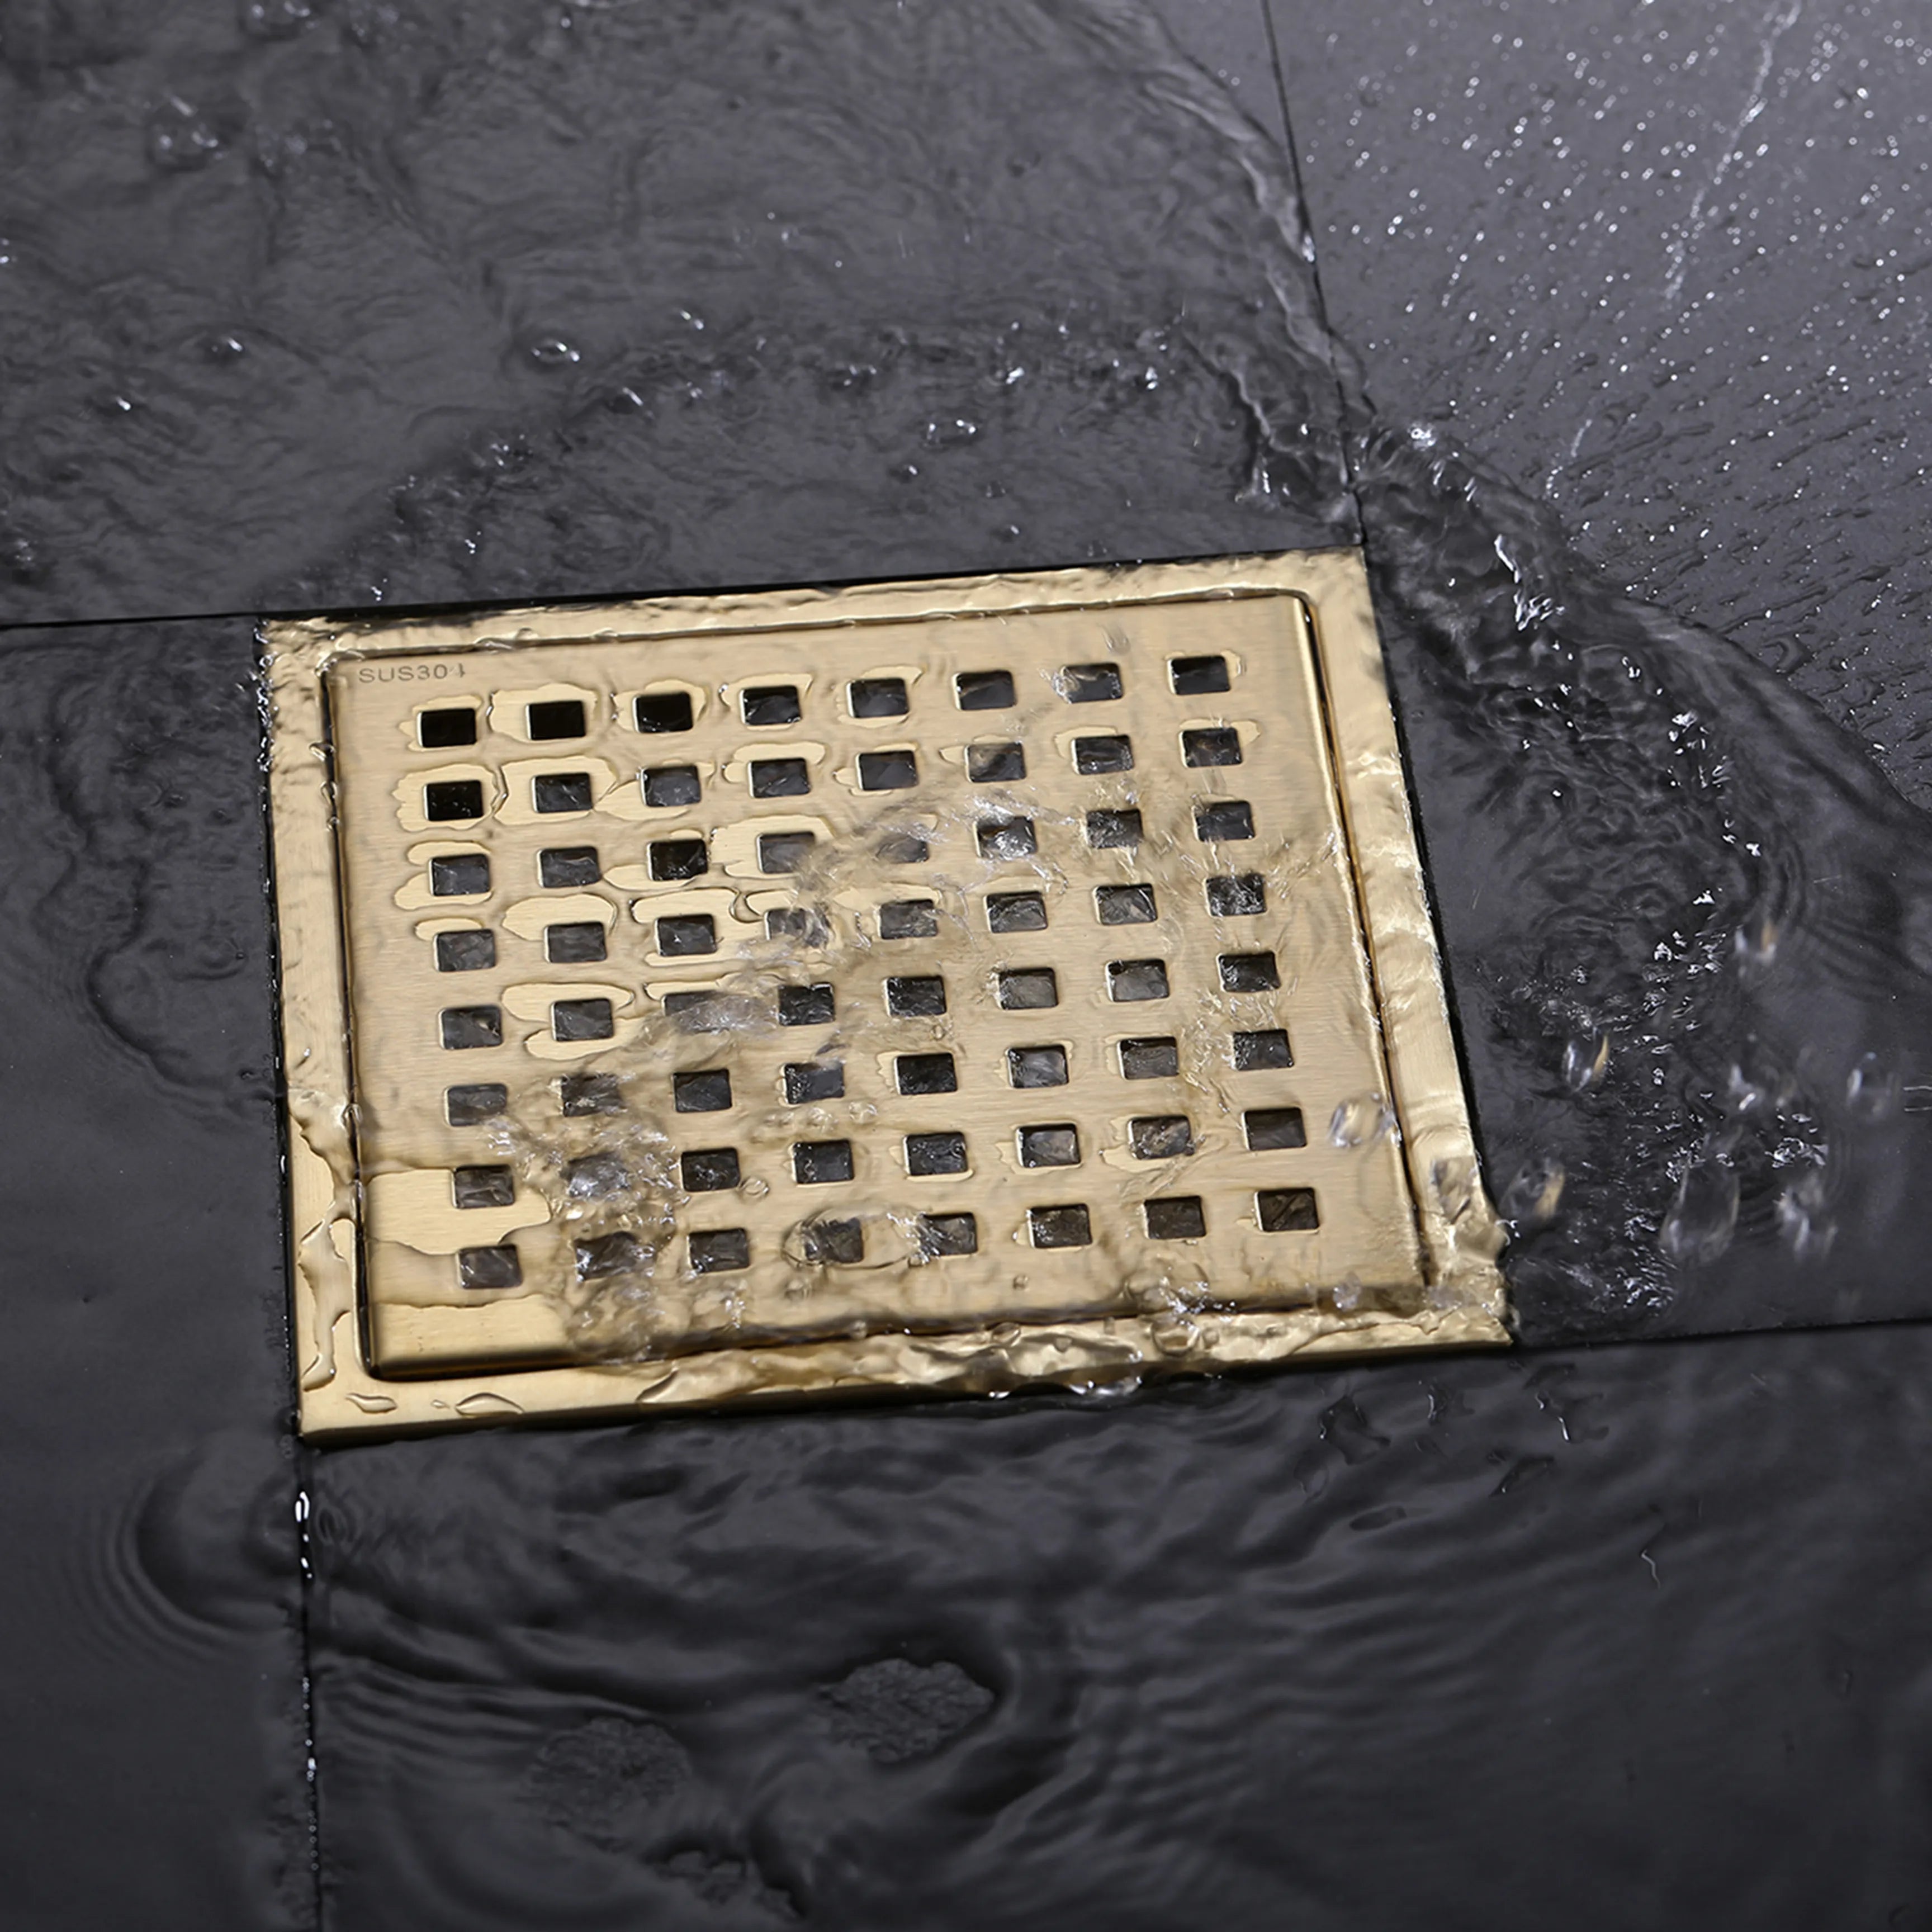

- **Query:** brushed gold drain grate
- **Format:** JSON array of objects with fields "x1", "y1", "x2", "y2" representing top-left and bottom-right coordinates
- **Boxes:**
[{"x1": 267, "y1": 556, "x2": 1505, "y2": 1437}]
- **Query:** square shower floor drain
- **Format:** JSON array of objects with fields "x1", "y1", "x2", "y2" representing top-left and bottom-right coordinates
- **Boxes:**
[{"x1": 267, "y1": 556, "x2": 1505, "y2": 1436}]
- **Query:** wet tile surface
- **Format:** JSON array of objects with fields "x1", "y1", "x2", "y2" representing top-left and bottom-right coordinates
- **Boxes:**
[
  {"x1": 0, "y1": 1, "x2": 1347, "y2": 628},
  {"x1": 0, "y1": 622, "x2": 310, "y2": 1929},
  {"x1": 3, "y1": 1, "x2": 1932, "y2": 1926},
  {"x1": 1285, "y1": 0, "x2": 1932, "y2": 807}
]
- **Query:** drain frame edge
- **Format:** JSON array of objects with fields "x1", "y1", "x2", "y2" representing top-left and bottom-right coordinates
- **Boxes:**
[{"x1": 263, "y1": 552, "x2": 1507, "y2": 1440}]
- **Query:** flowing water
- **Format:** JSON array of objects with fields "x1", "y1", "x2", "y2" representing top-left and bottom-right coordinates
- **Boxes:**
[
  {"x1": 1356, "y1": 419, "x2": 1932, "y2": 1343},
  {"x1": 4, "y1": 0, "x2": 1932, "y2": 1924}
]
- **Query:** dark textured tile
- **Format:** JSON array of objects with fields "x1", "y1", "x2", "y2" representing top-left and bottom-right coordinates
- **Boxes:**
[
  {"x1": 0, "y1": 1, "x2": 1347, "y2": 630},
  {"x1": 0, "y1": 622, "x2": 309, "y2": 1929},
  {"x1": 1285, "y1": 0, "x2": 1932, "y2": 807}
]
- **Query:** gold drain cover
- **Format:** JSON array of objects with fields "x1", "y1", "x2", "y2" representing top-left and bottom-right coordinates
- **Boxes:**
[{"x1": 267, "y1": 556, "x2": 1505, "y2": 1437}]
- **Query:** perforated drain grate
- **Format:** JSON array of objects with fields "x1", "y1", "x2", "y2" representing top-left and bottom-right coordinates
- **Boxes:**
[{"x1": 267, "y1": 557, "x2": 1505, "y2": 1436}]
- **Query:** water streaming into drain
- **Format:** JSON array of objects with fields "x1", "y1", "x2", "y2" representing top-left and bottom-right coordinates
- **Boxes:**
[
  {"x1": 267, "y1": 559, "x2": 1505, "y2": 1432},
  {"x1": 1352, "y1": 419, "x2": 1932, "y2": 1341}
]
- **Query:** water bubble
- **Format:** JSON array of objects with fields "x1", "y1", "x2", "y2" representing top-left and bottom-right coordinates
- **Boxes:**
[
  {"x1": 1148, "y1": 1313, "x2": 1199, "y2": 1355},
  {"x1": 1500, "y1": 1156, "x2": 1566, "y2": 1232},
  {"x1": 1562, "y1": 1034, "x2": 1609, "y2": 1092},
  {"x1": 1659, "y1": 1159, "x2": 1740, "y2": 1267},
  {"x1": 1328, "y1": 1094, "x2": 1395, "y2": 1148},
  {"x1": 1844, "y1": 1053, "x2": 1898, "y2": 1121},
  {"x1": 1725, "y1": 1060, "x2": 1787, "y2": 1119},
  {"x1": 240, "y1": 0, "x2": 315, "y2": 38},
  {"x1": 922, "y1": 416, "x2": 981, "y2": 449},
  {"x1": 144, "y1": 98, "x2": 225, "y2": 172},
  {"x1": 453, "y1": 1390, "x2": 524, "y2": 1418},
  {"x1": 1734, "y1": 915, "x2": 1779, "y2": 976},
  {"x1": 1776, "y1": 1164, "x2": 1836, "y2": 1259},
  {"x1": 1430, "y1": 1156, "x2": 1479, "y2": 1223}
]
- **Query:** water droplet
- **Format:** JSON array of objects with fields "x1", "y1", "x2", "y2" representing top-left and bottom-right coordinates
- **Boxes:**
[
  {"x1": 145, "y1": 98, "x2": 225, "y2": 172},
  {"x1": 1734, "y1": 915, "x2": 1779, "y2": 975},
  {"x1": 1660, "y1": 1160, "x2": 1739, "y2": 1267},
  {"x1": 922, "y1": 416, "x2": 980, "y2": 449},
  {"x1": 1430, "y1": 1156, "x2": 1478, "y2": 1222},
  {"x1": 1500, "y1": 1156, "x2": 1566, "y2": 1230},
  {"x1": 454, "y1": 1390, "x2": 525, "y2": 1418},
  {"x1": 240, "y1": 0, "x2": 315, "y2": 39},
  {"x1": 1562, "y1": 1034, "x2": 1609, "y2": 1091},
  {"x1": 1329, "y1": 1094, "x2": 1395, "y2": 1148},
  {"x1": 1845, "y1": 1053, "x2": 1897, "y2": 1120}
]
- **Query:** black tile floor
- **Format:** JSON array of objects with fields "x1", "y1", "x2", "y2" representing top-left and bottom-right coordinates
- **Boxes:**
[{"x1": 3, "y1": 3, "x2": 1930, "y2": 1925}]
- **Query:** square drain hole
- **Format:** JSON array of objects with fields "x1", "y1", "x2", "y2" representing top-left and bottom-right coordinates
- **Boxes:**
[{"x1": 268, "y1": 555, "x2": 1506, "y2": 1435}]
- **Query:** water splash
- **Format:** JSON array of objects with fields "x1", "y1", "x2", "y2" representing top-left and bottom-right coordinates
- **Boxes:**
[{"x1": 1353, "y1": 421, "x2": 1932, "y2": 1341}]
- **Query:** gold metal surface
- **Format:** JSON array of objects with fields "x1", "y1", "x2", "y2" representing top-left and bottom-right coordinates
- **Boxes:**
[{"x1": 266, "y1": 553, "x2": 1507, "y2": 1438}]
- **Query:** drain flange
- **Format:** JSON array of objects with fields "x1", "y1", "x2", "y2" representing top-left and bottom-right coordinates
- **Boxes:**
[{"x1": 266, "y1": 555, "x2": 1505, "y2": 1436}]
